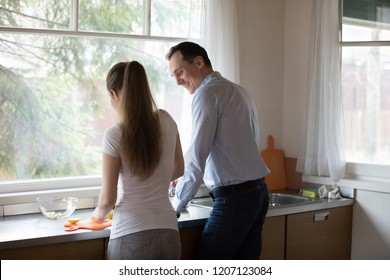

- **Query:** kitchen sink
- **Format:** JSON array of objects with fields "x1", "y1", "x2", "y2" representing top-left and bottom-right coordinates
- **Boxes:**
[
  {"x1": 190, "y1": 198, "x2": 214, "y2": 208},
  {"x1": 268, "y1": 193, "x2": 317, "y2": 207},
  {"x1": 190, "y1": 192, "x2": 320, "y2": 209}
]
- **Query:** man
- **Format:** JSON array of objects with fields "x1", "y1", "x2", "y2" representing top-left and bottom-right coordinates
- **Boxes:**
[{"x1": 166, "y1": 41, "x2": 270, "y2": 259}]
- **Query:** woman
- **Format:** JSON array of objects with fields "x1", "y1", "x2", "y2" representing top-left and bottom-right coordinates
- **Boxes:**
[{"x1": 93, "y1": 61, "x2": 184, "y2": 260}]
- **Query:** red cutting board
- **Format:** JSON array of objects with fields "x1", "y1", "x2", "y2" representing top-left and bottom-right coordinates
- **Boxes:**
[
  {"x1": 64, "y1": 219, "x2": 112, "y2": 232},
  {"x1": 261, "y1": 135, "x2": 287, "y2": 191}
]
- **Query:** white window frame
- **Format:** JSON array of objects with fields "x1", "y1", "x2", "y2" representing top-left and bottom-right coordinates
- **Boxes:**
[{"x1": 304, "y1": 0, "x2": 390, "y2": 193}]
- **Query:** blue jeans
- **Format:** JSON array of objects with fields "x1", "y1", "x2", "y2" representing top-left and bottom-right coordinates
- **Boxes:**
[{"x1": 195, "y1": 178, "x2": 269, "y2": 260}]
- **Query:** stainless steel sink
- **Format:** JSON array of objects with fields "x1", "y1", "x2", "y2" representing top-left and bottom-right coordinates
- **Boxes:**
[
  {"x1": 190, "y1": 192, "x2": 319, "y2": 209},
  {"x1": 190, "y1": 198, "x2": 214, "y2": 208},
  {"x1": 268, "y1": 193, "x2": 317, "y2": 207}
]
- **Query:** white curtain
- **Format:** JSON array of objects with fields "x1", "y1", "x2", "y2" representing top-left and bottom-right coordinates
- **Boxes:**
[
  {"x1": 200, "y1": 0, "x2": 240, "y2": 83},
  {"x1": 178, "y1": 0, "x2": 240, "y2": 153},
  {"x1": 296, "y1": 0, "x2": 346, "y2": 182}
]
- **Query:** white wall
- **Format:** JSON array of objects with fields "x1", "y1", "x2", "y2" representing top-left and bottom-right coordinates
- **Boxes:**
[
  {"x1": 282, "y1": 0, "x2": 312, "y2": 158},
  {"x1": 237, "y1": 0, "x2": 390, "y2": 259},
  {"x1": 237, "y1": 0, "x2": 285, "y2": 151},
  {"x1": 237, "y1": 0, "x2": 310, "y2": 155},
  {"x1": 351, "y1": 189, "x2": 390, "y2": 259}
]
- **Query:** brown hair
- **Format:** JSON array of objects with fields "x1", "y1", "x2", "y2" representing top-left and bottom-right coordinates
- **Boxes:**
[{"x1": 106, "y1": 61, "x2": 161, "y2": 180}]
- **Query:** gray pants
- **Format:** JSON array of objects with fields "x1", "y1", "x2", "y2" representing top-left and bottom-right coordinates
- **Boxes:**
[{"x1": 107, "y1": 229, "x2": 181, "y2": 260}]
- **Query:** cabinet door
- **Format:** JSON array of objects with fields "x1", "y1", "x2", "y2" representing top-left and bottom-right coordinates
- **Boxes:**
[
  {"x1": 286, "y1": 206, "x2": 352, "y2": 260},
  {"x1": 260, "y1": 216, "x2": 285, "y2": 260},
  {"x1": 0, "y1": 239, "x2": 106, "y2": 260},
  {"x1": 179, "y1": 226, "x2": 204, "y2": 260}
]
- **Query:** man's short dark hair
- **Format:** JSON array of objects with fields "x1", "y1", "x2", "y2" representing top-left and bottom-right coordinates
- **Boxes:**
[{"x1": 165, "y1": 41, "x2": 212, "y2": 68}]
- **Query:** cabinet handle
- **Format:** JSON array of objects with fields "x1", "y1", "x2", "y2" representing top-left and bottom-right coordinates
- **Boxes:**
[{"x1": 313, "y1": 212, "x2": 329, "y2": 222}]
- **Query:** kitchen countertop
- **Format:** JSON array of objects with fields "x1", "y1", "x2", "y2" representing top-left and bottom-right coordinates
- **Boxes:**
[{"x1": 0, "y1": 195, "x2": 354, "y2": 251}]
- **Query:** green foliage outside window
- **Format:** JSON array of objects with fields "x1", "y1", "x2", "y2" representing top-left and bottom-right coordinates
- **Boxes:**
[{"x1": 0, "y1": 0, "x2": 200, "y2": 181}]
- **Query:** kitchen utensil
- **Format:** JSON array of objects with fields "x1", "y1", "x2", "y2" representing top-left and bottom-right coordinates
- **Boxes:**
[
  {"x1": 64, "y1": 219, "x2": 112, "y2": 232},
  {"x1": 261, "y1": 135, "x2": 287, "y2": 190}
]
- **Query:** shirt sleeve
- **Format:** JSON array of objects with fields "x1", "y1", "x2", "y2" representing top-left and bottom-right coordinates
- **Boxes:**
[
  {"x1": 102, "y1": 124, "x2": 121, "y2": 158},
  {"x1": 172, "y1": 89, "x2": 218, "y2": 212}
]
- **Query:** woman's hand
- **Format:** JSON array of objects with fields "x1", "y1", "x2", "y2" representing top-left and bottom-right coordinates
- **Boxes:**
[
  {"x1": 170, "y1": 179, "x2": 178, "y2": 188},
  {"x1": 92, "y1": 207, "x2": 106, "y2": 223},
  {"x1": 169, "y1": 180, "x2": 179, "y2": 197}
]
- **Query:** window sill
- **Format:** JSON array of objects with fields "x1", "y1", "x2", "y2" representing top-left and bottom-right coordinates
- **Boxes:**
[
  {"x1": 303, "y1": 175, "x2": 390, "y2": 194},
  {"x1": 0, "y1": 186, "x2": 101, "y2": 217}
]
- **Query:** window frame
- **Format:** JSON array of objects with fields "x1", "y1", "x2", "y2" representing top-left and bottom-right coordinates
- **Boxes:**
[
  {"x1": 0, "y1": 0, "x2": 196, "y2": 212},
  {"x1": 304, "y1": 0, "x2": 390, "y2": 191}
]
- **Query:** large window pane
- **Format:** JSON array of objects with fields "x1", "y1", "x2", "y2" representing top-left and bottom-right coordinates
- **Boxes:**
[
  {"x1": 342, "y1": 46, "x2": 390, "y2": 164},
  {"x1": 0, "y1": 0, "x2": 202, "y2": 186},
  {"x1": 151, "y1": 0, "x2": 202, "y2": 38},
  {"x1": 0, "y1": 32, "x2": 188, "y2": 181},
  {"x1": 79, "y1": 0, "x2": 144, "y2": 34},
  {"x1": 0, "y1": 0, "x2": 71, "y2": 30},
  {"x1": 342, "y1": 0, "x2": 390, "y2": 166}
]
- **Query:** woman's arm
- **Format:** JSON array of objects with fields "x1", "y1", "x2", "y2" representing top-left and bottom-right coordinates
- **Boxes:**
[{"x1": 93, "y1": 153, "x2": 120, "y2": 221}]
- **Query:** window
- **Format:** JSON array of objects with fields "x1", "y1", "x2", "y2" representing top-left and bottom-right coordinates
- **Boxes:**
[
  {"x1": 342, "y1": 0, "x2": 390, "y2": 166},
  {"x1": 0, "y1": 0, "x2": 201, "y2": 192}
]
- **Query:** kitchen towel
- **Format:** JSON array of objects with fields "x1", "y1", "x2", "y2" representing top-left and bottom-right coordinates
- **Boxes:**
[{"x1": 318, "y1": 185, "x2": 342, "y2": 199}]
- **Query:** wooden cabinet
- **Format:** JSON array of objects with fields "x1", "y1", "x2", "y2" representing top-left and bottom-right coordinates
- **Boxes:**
[
  {"x1": 0, "y1": 229, "x2": 204, "y2": 260},
  {"x1": 180, "y1": 216, "x2": 286, "y2": 260},
  {"x1": 285, "y1": 206, "x2": 352, "y2": 259},
  {"x1": 260, "y1": 206, "x2": 353, "y2": 260},
  {"x1": 0, "y1": 239, "x2": 106, "y2": 260},
  {"x1": 260, "y1": 216, "x2": 285, "y2": 260},
  {"x1": 0, "y1": 227, "x2": 206, "y2": 260},
  {"x1": 178, "y1": 217, "x2": 287, "y2": 260},
  {"x1": 179, "y1": 226, "x2": 204, "y2": 259},
  {"x1": 0, "y1": 206, "x2": 352, "y2": 260},
  {"x1": 0, "y1": 226, "x2": 203, "y2": 260}
]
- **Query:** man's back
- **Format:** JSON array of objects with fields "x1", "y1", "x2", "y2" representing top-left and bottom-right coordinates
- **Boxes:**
[{"x1": 191, "y1": 71, "x2": 269, "y2": 187}]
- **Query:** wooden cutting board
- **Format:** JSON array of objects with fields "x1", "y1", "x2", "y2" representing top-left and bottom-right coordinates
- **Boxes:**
[{"x1": 261, "y1": 135, "x2": 287, "y2": 191}]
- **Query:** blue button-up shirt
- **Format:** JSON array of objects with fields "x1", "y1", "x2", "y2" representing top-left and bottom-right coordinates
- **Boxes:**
[{"x1": 172, "y1": 72, "x2": 270, "y2": 212}]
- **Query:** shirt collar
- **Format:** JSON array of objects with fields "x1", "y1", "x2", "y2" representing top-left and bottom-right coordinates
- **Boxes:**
[{"x1": 197, "y1": 71, "x2": 221, "y2": 91}]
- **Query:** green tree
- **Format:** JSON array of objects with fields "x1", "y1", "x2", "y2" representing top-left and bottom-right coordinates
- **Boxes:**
[{"x1": 0, "y1": 0, "x2": 196, "y2": 180}]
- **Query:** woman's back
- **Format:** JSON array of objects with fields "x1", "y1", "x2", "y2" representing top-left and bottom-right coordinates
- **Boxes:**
[{"x1": 103, "y1": 109, "x2": 179, "y2": 239}]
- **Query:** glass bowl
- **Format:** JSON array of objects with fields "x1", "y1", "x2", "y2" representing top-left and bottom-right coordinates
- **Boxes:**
[{"x1": 36, "y1": 196, "x2": 78, "y2": 220}]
